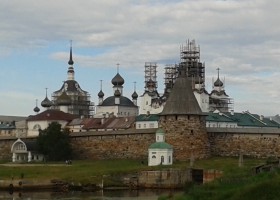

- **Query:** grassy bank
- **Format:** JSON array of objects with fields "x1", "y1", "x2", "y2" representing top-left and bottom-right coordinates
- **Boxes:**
[
  {"x1": 160, "y1": 157, "x2": 280, "y2": 200},
  {"x1": 1, "y1": 156, "x2": 277, "y2": 199}
]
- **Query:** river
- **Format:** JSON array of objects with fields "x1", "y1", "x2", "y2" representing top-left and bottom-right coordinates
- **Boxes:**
[{"x1": 0, "y1": 189, "x2": 183, "y2": 200}]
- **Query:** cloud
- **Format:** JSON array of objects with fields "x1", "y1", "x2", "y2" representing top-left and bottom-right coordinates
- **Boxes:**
[{"x1": 0, "y1": 0, "x2": 280, "y2": 116}]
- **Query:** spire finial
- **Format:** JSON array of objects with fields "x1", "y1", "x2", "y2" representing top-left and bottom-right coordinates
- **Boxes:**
[
  {"x1": 45, "y1": 88, "x2": 48, "y2": 97},
  {"x1": 217, "y1": 67, "x2": 220, "y2": 78},
  {"x1": 133, "y1": 81, "x2": 136, "y2": 91},
  {"x1": 116, "y1": 63, "x2": 120, "y2": 73},
  {"x1": 100, "y1": 80, "x2": 103, "y2": 90},
  {"x1": 68, "y1": 40, "x2": 74, "y2": 65}
]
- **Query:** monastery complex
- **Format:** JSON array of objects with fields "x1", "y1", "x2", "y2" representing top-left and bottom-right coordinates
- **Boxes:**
[{"x1": 1, "y1": 39, "x2": 280, "y2": 165}]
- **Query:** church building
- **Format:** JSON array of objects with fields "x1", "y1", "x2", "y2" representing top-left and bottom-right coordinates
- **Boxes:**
[
  {"x1": 51, "y1": 44, "x2": 94, "y2": 118},
  {"x1": 95, "y1": 67, "x2": 139, "y2": 118}
]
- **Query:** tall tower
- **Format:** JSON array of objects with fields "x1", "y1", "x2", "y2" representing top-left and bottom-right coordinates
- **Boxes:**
[
  {"x1": 159, "y1": 64, "x2": 209, "y2": 160},
  {"x1": 52, "y1": 42, "x2": 94, "y2": 117},
  {"x1": 179, "y1": 39, "x2": 205, "y2": 88}
]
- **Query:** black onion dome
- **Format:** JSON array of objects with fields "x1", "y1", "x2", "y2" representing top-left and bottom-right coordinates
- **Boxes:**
[
  {"x1": 56, "y1": 91, "x2": 71, "y2": 106},
  {"x1": 114, "y1": 89, "x2": 121, "y2": 97},
  {"x1": 214, "y1": 77, "x2": 223, "y2": 87},
  {"x1": 33, "y1": 106, "x2": 40, "y2": 113},
  {"x1": 41, "y1": 96, "x2": 53, "y2": 108},
  {"x1": 111, "y1": 73, "x2": 124, "y2": 86},
  {"x1": 98, "y1": 90, "x2": 104, "y2": 98},
  {"x1": 132, "y1": 91, "x2": 138, "y2": 99},
  {"x1": 101, "y1": 96, "x2": 136, "y2": 106}
]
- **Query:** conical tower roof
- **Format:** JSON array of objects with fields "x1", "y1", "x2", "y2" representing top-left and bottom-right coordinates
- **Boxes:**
[{"x1": 160, "y1": 75, "x2": 202, "y2": 116}]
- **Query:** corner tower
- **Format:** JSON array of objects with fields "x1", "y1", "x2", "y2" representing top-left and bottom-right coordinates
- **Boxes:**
[{"x1": 159, "y1": 64, "x2": 209, "y2": 160}]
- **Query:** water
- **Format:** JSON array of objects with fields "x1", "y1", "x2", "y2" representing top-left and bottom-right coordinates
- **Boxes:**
[{"x1": 0, "y1": 189, "x2": 183, "y2": 200}]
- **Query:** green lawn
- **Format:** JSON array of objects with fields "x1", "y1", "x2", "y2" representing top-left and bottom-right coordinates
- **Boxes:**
[{"x1": 1, "y1": 156, "x2": 278, "y2": 200}]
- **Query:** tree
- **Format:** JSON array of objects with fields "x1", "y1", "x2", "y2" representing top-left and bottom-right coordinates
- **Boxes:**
[{"x1": 37, "y1": 122, "x2": 72, "y2": 161}]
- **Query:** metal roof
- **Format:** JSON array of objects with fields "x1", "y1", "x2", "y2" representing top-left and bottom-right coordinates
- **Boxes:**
[{"x1": 160, "y1": 76, "x2": 202, "y2": 115}]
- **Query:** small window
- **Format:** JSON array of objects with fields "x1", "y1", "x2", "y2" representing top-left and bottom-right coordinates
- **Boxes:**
[{"x1": 152, "y1": 155, "x2": 156, "y2": 159}]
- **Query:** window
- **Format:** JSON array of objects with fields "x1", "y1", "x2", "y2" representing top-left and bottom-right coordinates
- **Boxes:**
[
  {"x1": 169, "y1": 156, "x2": 171, "y2": 163},
  {"x1": 138, "y1": 124, "x2": 141, "y2": 129},
  {"x1": 152, "y1": 155, "x2": 156, "y2": 159},
  {"x1": 33, "y1": 124, "x2": 41, "y2": 130},
  {"x1": 161, "y1": 156, "x2": 164, "y2": 163},
  {"x1": 144, "y1": 124, "x2": 146, "y2": 128},
  {"x1": 149, "y1": 123, "x2": 154, "y2": 128}
]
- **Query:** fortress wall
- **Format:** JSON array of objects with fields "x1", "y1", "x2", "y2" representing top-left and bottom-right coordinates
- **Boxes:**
[
  {"x1": 1, "y1": 127, "x2": 280, "y2": 161},
  {"x1": 69, "y1": 130, "x2": 156, "y2": 160},
  {"x1": 160, "y1": 115, "x2": 210, "y2": 160},
  {"x1": 208, "y1": 128, "x2": 280, "y2": 158},
  {"x1": 0, "y1": 138, "x2": 18, "y2": 161}
]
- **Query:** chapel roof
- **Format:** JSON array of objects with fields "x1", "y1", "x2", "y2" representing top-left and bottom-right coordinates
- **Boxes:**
[{"x1": 27, "y1": 109, "x2": 77, "y2": 122}]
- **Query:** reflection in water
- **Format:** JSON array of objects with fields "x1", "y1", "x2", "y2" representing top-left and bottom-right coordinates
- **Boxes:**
[{"x1": 0, "y1": 189, "x2": 183, "y2": 200}]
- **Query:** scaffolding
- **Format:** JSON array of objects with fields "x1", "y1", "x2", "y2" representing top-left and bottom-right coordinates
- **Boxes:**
[
  {"x1": 179, "y1": 39, "x2": 205, "y2": 85},
  {"x1": 144, "y1": 62, "x2": 158, "y2": 92},
  {"x1": 52, "y1": 91, "x2": 94, "y2": 118},
  {"x1": 163, "y1": 64, "x2": 178, "y2": 97}
]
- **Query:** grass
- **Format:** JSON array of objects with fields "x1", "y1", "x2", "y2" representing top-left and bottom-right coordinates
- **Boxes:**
[
  {"x1": 1, "y1": 156, "x2": 278, "y2": 199},
  {"x1": 162, "y1": 157, "x2": 280, "y2": 200}
]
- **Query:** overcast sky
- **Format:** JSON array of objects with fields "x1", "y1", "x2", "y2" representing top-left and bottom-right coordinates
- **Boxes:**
[{"x1": 0, "y1": 0, "x2": 279, "y2": 116}]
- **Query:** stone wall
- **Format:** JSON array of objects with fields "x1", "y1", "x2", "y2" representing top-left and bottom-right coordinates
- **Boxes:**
[
  {"x1": 0, "y1": 137, "x2": 16, "y2": 161},
  {"x1": 160, "y1": 115, "x2": 210, "y2": 160},
  {"x1": 70, "y1": 129, "x2": 156, "y2": 160},
  {"x1": 1, "y1": 127, "x2": 280, "y2": 162},
  {"x1": 208, "y1": 128, "x2": 280, "y2": 158}
]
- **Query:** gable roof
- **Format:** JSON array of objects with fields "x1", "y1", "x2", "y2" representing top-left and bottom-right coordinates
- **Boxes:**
[
  {"x1": 136, "y1": 114, "x2": 159, "y2": 122},
  {"x1": 27, "y1": 109, "x2": 77, "y2": 122},
  {"x1": 160, "y1": 76, "x2": 202, "y2": 115},
  {"x1": 82, "y1": 116, "x2": 135, "y2": 130},
  {"x1": 207, "y1": 111, "x2": 280, "y2": 128}
]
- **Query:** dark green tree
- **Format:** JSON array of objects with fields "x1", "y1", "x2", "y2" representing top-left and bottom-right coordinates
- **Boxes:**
[{"x1": 37, "y1": 122, "x2": 72, "y2": 161}]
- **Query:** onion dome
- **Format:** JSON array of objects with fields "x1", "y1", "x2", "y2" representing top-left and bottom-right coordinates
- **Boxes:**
[
  {"x1": 214, "y1": 78, "x2": 223, "y2": 87},
  {"x1": 111, "y1": 73, "x2": 124, "y2": 86},
  {"x1": 33, "y1": 106, "x2": 40, "y2": 113},
  {"x1": 41, "y1": 88, "x2": 53, "y2": 108},
  {"x1": 33, "y1": 99, "x2": 40, "y2": 113},
  {"x1": 41, "y1": 96, "x2": 53, "y2": 108},
  {"x1": 132, "y1": 91, "x2": 138, "y2": 99},
  {"x1": 56, "y1": 91, "x2": 71, "y2": 106},
  {"x1": 98, "y1": 90, "x2": 104, "y2": 98},
  {"x1": 114, "y1": 89, "x2": 121, "y2": 97}
]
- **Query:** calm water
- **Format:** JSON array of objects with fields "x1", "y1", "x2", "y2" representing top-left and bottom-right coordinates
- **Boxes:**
[{"x1": 0, "y1": 189, "x2": 183, "y2": 200}]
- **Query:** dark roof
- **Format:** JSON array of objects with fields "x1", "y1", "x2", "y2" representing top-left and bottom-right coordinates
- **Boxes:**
[
  {"x1": 33, "y1": 106, "x2": 40, "y2": 113},
  {"x1": 27, "y1": 109, "x2": 77, "y2": 121},
  {"x1": 132, "y1": 91, "x2": 138, "y2": 99},
  {"x1": 111, "y1": 73, "x2": 124, "y2": 86},
  {"x1": 160, "y1": 76, "x2": 202, "y2": 115},
  {"x1": 82, "y1": 116, "x2": 135, "y2": 130},
  {"x1": 54, "y1": 80, "x2": 88, "y2": 93},
  {"x1": 210, "y1": 90, "x2": 228, "y2": 97},
  {"x1": 214, "y1": 77, "x2": 223, "y2": 87},
  {"x1": 101, "y1": 96, "x2": 136, "y2": 107},
  {"x1": 98, "y1": 90, "x2": 104, "y2": 98},
  {"x1": 41, "y1": 96, "x2": 53, "y2": 108}
]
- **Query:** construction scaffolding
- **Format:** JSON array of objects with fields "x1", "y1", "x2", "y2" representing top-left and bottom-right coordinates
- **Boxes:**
[
  {"x1": 144, "y1": 62, "x2": 158, "y2": 92},
  {"x1": 179, "y1": 39, "x2": 205, "y2": 85},
  {"x1": 163, "y1": 64, "x2": 178, "y2": 97}
]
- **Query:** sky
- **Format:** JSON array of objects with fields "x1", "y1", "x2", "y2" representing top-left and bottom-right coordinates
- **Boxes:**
[{"x1": 0, "y1": 0, "x2": 280, "y2": 117}]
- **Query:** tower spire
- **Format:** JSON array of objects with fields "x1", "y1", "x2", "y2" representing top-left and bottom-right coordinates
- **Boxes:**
[{"x1": 68, "y1": 40, "x2": 74, "y2": 65}]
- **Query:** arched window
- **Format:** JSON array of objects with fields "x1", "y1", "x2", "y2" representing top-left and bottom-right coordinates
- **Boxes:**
[
  {"x1": 152, "y1": 155, "x2": 156, "y2": 159},
  {"x1": 33, "y1": 124, "x2": 41, "y2": 130}
]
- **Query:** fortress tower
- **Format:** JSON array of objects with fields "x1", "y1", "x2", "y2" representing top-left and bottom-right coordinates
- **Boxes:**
[{"x1": 159, "y1": 64, "x2": 210, "y2": 161}]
